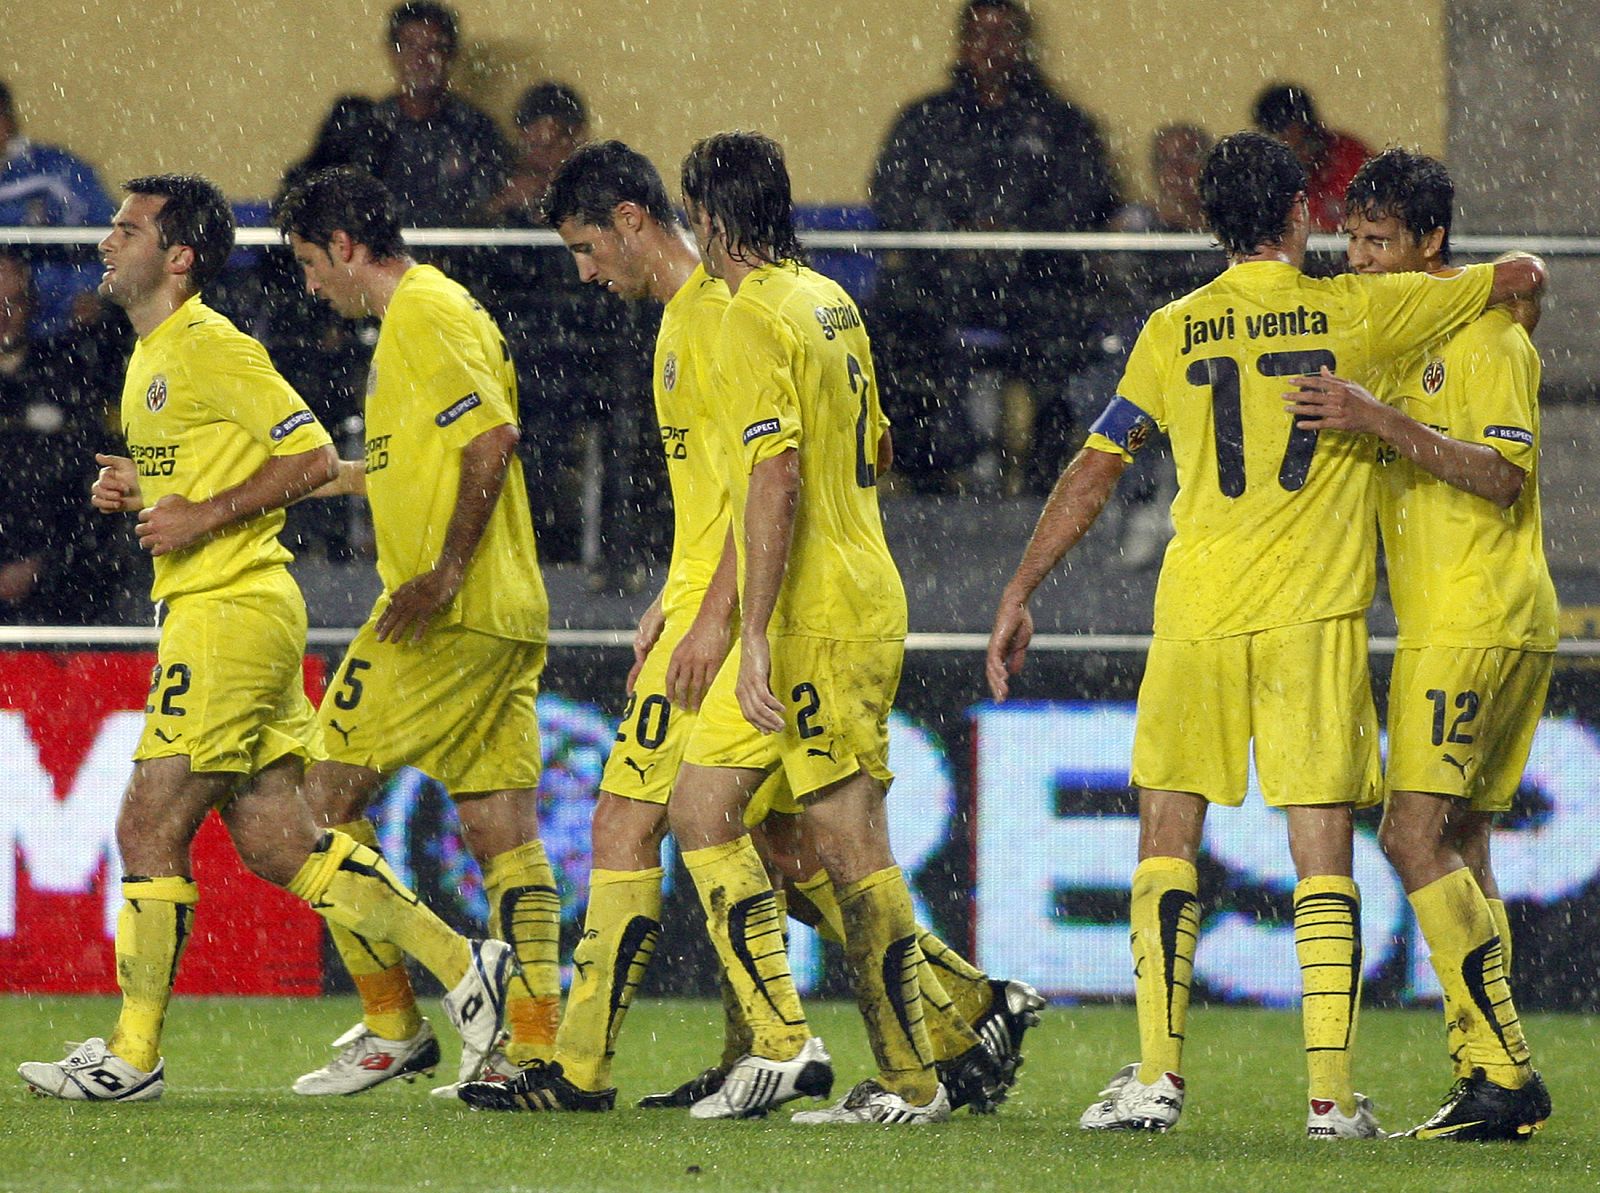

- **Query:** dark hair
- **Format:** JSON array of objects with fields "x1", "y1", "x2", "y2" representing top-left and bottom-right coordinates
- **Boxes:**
[
  {"x1": 960, "y1": 0, "x2": 1032, "y2": 37},
  {"x1": 1199, "y1": 132, "x2": 1308, "y2": 257},
  {"x1": 0, "y1": 80, "x2": 13, "y2": 120},
  {"x1": 1344, "y1": 148, "x2": 1454, "y2": 263},
  {"x1": 1252, "y1": 84, "x2": 1319, "y2": 135},
  {"x1": 274, "y1": 166, "x2": 407, "y2": 261},
  {"x1": 388, "y1": 1, "x2": 458, "y2": 55},
  {"x1": 123, "y1": 174, "x2": 237, "y2": 292},
  {"x1": 544, "y1": 140, "x2": 676, "y2": 230},
  {"x1": 516, "y1": 82, "x2": 586, "y2": 130},
  {"x1": 680, "y1": 131, "x2": 806, "y2": 267}
]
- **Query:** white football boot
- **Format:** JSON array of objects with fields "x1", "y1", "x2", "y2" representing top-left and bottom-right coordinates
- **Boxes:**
[
  {"x1": 792, "y1": 1079, "x2": 953, "y2": 1125},
  {"x1": 1307, "y1": 1093, "x2": 1382, "y2": 1139},
  {"x1": 688, "y1": 1037, "x2": 834, "y2": 1120},
  {"x1": 1079, "y1": 1062, "x2": 1185, "y2": 1131},
  {"x1": 442, "y1": 939, "x2": 517, "y2": 1083},
  {"x1": 293, "y1": 1020, "x2": 440, "y2": 1095},
  {"x1": 19, "y1": 1038, "x2": 165, "y2": 1102}
]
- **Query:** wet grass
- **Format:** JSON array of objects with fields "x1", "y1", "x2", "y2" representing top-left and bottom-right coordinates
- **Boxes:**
[{"x1": 2, "y1": 998, "x2": 1595, "y2": 1193}]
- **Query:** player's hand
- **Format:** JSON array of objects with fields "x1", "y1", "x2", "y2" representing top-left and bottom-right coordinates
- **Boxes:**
[
  {"x1": 1283, "y1": 367, "x2": 1387, "y2": 434},
  {"x1": 666, "y1": 609, "x2": 733, "y2": 711},
  {"x1": 375, "y1": 565, "x2": 463, "y2": 644},
  {"x1": 735, "y1": 632, "x2": 785, "y2": 735},
  {"x1": 91, "y1": 453, "x2": 142, "y2": 513},
  {"x1": 136, "y1": 494, "x2": 217, "y2": 556},
  {"x1": 627, "y1": 598, "x2": 667, "y2": 693},
  {"x1": 986, "y1": 590, "x2": 1035, "y2": 702}
]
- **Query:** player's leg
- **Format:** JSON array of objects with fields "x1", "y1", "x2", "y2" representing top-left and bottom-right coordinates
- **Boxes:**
[{"x1": 18, "y1": 756, "x2": 225, "y2": 1101}]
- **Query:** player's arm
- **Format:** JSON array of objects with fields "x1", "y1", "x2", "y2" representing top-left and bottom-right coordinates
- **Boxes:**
[
  {"x1": 135, "y1": 445, "x2": 339, "y2": 557},
  {"x1": 1285, "y1": 368, "x2": 1525, "y2": 508},
  {"x1": 737, "y1": 449, "x2": 799, "y2": 734},
  {"x1": 877, "y1": 428, "x2": 893, "y2": 475},
  {"x1": 375, "y1": 423, "x2": 518, "y2": 643},
  {"x1": 307, "y1": 459, "x2": 367, "y2": 499},
  {"x1": 988, "y1": 445, "x2": 1127, "y2": 701},
  {"x1": 1486, "y1": 253, "x2": 1547, "y2": 308},
  {"x1": 666, "y1": 527, "x2": 739, "y2": 711},
  {"x1": 91, "y1": 453, "x2": 142, "y2": 513}
]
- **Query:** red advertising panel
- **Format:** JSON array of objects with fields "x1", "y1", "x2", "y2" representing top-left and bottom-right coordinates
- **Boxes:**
[{"x1": 0, "y1": 651, "x2": 326, "y2": 995}]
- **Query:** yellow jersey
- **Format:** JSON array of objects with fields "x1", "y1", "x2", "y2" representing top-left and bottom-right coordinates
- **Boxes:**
[
  {"x1": 713, "y1": 262, "x2": 904, "y2": 642},
  {"x1": 1091, "y1": 260, "x2": 1494, "y2": 640},
  {"x1": 120, "y1": 294, "x2": 332, "y2": 602},
  {"x1": 365, "y1": 264, "x2": 546, "y2": 643},
  {"x1": 656, "y1": 265, "x2": 733, "y2": 623},
  {"x1": 1376, "y1": 307, "x2": 1556, "y2": 650}
]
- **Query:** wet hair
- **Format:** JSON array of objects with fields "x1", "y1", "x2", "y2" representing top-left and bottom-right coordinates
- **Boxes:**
[
  {"x1": 516, "y1": 82, "x2": 587, "y2": 131},
  {"x1": 123, "y1": 174, "x2": 236, "y2": 292},
  {"x1": 1344, "y1": 148, "x2": 1454, "y2": 263},
  {"x1": 960, "y1": 0, "x2": 1032, "y2": 38},
  {"x1": 544, "y1": 140, "x2": 676, "y2": 231},
  {"x1": 274, "y1": 166, "x2": 407, "y2": 261},
  {"x1": 1199, "y1": 132, "x2": 1307, "y2": 257},
  {"x1": 388, "y1": 1, "x2": 458, "y2": 55},
  {"x1": 1252, "y1": 84, "x2": 1319, "y2": 135},
  {"x1": 680, "y1": 131, "x2": 806, "y2": 267}
]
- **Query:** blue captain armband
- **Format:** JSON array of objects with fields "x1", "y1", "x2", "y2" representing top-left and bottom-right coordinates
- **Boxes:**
[{"x1": 1088, "y1": 396, "x2": 1157, "y2": 455}]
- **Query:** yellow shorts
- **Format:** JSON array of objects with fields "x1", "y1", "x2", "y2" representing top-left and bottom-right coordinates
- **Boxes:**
[
  {"x1": 136, "y1": 569, "x2": 322, "y2": 776},
  {"x1": 1385, "y1": 645, "x2": 1552, "y2": 812},
  {"x1": 683, "y1": 635, "x2": 901, "y2": 801},
  {"x1": 599, "y1": 616, "x2": 801, "y2": 821},
  {"x1": 320, "y1": 612, "x2": 544, "y2": 795},
  {"x1": 1131, "y1": 615, "x2": 1380, "y2": 808}
]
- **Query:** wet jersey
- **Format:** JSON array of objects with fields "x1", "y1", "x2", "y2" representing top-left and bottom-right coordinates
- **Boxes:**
[
  {"x1": 120, "y1": 294, "x2": 331, "y2": 602},
  {"x1": 365, "y1": 264, "x2": 546, "y2": 642},
  {"x1": 1091, "y1": 259, "x2": 1494, "y2": 639},
  {"x1": 713, "y1": 261, "x2": 904, "y2": 641},
  {"x1": 1376, "y1": 307, "x2": 1557, "y2": 650},
  {"x1": 656, "y1": 265, "x2": 733, "y2": 622}
]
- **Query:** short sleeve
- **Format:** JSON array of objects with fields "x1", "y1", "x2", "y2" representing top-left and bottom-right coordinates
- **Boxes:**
[
  {"x1": 193, "y1": 335, "x2": 331, "y2": 456},
  {"x1": 394, "y1": 300, "x2": 515, "y2": 447},
  {"x1": 1112, "y1": 315, "x2": 1170, "y2": 430},
  {"x1": 719, "y1": 302, "x2": 803, "y2": 472},
  {"x1": 1460, "y1": 331, "x2": 1538, "y2": 472},
  {"x1": 1361, "y1": 264, "x2": 1494, "y2": 364}
]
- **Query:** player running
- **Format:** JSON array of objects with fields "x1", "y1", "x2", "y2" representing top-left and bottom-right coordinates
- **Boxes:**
[
  {"x1": 1284, "y1": 148, "x2": 1553, "y2": 1141},
  {"x1": 986, "y1": 131, "x2": 1546, "y2": 1138},
  {"x1": 274, "y1": 167, "x2": 559, "y2": 1095},
  {"x1": 18, "y1": 174, "x2": 513, "y2": 1103}
]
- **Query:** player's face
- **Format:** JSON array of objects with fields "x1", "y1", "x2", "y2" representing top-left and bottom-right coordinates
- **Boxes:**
[
  {"x1": 97, "y1": 194, "x2": 176, "y2": 310},
  {"x1": 1345, "y1": 212, "x2": 1431, "y2": 276},
  {"x1": 685, "y1": 201, "x2": 723, "y2": 279},
  {"x1": 556, "y1": 217, "x2": 648, "y2": 300},
  {"x1": 288, "y1": 233, "x2": 364, "y2": 318}
]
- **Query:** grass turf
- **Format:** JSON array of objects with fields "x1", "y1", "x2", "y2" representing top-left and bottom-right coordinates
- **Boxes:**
[{"x1": 1, "y1": 996, "x2": 1594, "y2": 1193}]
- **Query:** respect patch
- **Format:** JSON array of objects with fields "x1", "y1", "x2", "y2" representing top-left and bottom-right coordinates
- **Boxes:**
[
  {"x1": 743, "y1": 417, "x2": 782, "y2": 445},
  {"x1": 270, "y1": 409, "x2": 317, "y2": 441},
  {"x1": 1484, "y1": 424, "x2": 1533, "y2": 447},
  {"x1": 436, "y1": 393, "x2": 483, "y2": 427}
]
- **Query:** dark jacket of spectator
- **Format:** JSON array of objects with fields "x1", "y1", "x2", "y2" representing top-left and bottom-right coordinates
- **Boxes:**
[{"x1": 363, "y1": 94, "x2": 507, "y2": 226}]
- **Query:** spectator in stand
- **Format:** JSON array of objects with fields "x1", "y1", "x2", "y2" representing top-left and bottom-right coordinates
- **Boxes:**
[
  {"x1": 1252, "y1": 83, "x2": 1371, "y2": 231},
  {"x1": 0, "y1": 79, "x2": 116, "y2": 334},
  {"x1": 1084, "y1": 124, "x2": 1217, "y2": 568},
  {"x1": 870, "y1": 0, "x2": 1119, "y2": 495},
  {"x1": 363, "y1": 3, "x2": 509, "y2": 226},
  {"x1": 0, "y1": 253, "x2": 125, "y2": 623},
  {"x1": 478, "y1": 83, "x2": 663, "y2": 588}
]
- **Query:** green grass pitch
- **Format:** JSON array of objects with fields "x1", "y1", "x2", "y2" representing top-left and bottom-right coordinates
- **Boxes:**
[{"x1": 2, "y1": 997, "x2": 1595, "y2": 1193}]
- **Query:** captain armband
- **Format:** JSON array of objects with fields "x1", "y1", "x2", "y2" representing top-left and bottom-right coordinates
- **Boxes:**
[{"x1": 1088, "y1": 396, "x2": 1158, "y2": 455}]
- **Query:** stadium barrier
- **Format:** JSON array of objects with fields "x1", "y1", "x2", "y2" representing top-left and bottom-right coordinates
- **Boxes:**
[{"x1": 4, "y1": 629, "x2": 1599, "y2": 1010}]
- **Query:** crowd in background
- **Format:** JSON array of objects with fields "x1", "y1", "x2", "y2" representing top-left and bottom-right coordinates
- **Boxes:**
[{"x1": 0, "y1": 0, "x2": 1373, "y2": 624}]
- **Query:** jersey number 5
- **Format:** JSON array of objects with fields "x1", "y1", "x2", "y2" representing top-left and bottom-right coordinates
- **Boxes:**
[{"x1": 1186, "y1": 349, "x2": 1335, "y2": 496}]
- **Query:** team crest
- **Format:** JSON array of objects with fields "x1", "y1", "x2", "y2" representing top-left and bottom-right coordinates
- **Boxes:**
[
  {"x1": 1422, "y1": 358, "x2": 1445, "y2": 395},
  {"x1": 662, "y1": 352, "x2": 679, "y2": 392},
  {"x1": 144, "y1": 374, "x2": 168, "y2": 413}
]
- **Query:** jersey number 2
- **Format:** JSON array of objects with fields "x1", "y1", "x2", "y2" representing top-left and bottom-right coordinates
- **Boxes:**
[{"x1": 847, "y1": 353, "x2": 875, "y2": 488}]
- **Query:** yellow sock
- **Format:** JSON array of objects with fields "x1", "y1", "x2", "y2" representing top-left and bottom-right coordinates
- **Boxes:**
[
  {"x1": 108, "y1": 876, "x2": 198, "y2": 1072},
  {"x1": 1487, "y1": 898, "x2": 1513, "y2": 978},
  {"x1": 793, "y1": 870, "x2": 846, "y2": 944},
  {"x1": 682, "y1": 837, "x2": 809, "y2": 1060},
  {"x1": 1130, "y1": 857, "x2": 1199, "y2": 1085},
  {"x1": 288, "y1": 831, "x2": 470, "y2": 990},
  {"x1": 485, "y1": 840, "x2": 562, "y2": 1065},
  {"x1": 837, "y1": 866, "x2": 938, "y2": 1105},
  {"x1": 1411, "y1": 869, "x2": 1531, "y2": 1088},
  {"x1": 326, "y1": 819, "x2": 420, "y2": 1042},
  {"x1": 1295, "y1": 875, "x2": 1362, "y2": 1114},
  {"x1": 917, "y1": 929, "x2": 992, "y2": 1025},
  {"x1": 717, "y1": 967, "x2": 754, "y2": 1069},
  {"x1": 553, "y1": 867, "x2": 661, "y2": 1089},
  {"x1": 918, "y1": 953, "x2": 982, "y2": 1063}
]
